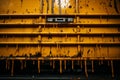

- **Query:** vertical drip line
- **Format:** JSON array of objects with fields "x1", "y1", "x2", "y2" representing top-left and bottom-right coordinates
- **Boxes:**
[
  {"x1": 78, "y1": 0, "x2": 79, "y2": 13},
  {"x1": 75, "y1": 0, "x2": 79, "y2": 13},
  {"x1": 65, "y1": 0, "x2": 66, "y2": 13},
  {"x1": 58, "y1": 0, "x2": 61, "y2": 14},
  {"x1": 40, "y1": 0, "x2": 43, "y2": 13},
  {"x1": 21, "y1": 0, "x2": 23, "y2": 8},
  {"x1": 46, "y1": 0, "x2": 49, "y2": 13},
  {"x1": 39, "y1": 16, "x2": 42, "y2": 23},
  {"x1": 85, "y1": 0, "x2": 87, "y2": 14},
  {"x1": 75, "y1": 0, "x2": 76, "y2": 13},
  {"x1": 100, "y1": 16, "x2": 102, "y2": 23},
  {"x1": 15, "y1": 45, "x2": 19, "y2": 57},
  {"x1": 94, "y1": 46, "x2": 96, "y2": 58},
  {"x1": 38, "y1": 25, "x2": 42, "y2": 32},
  {"x1": 57, "y1": 43, "x2": 59, "y2": 56},
  {"x1": 52, "y1": 0, "x2": 55, "y2": 14},
  {"x1": 114, "y1": 0, "x2": 119, "y2": 13},
  {"x1": 107, "y1": 47, "x2": 109, "y2": 58}
]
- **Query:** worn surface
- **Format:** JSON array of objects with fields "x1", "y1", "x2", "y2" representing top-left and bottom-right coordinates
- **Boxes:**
[{"x1": 0, "y1": 0, "x2": 120, "y2": 79}]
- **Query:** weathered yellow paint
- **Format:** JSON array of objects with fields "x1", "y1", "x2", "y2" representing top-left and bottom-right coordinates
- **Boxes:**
[{"x1": 0, "y1": 0, "x2": 120, "y2": 58}]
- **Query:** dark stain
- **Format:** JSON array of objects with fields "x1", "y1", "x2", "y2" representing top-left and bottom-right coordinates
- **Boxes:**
[
  {"x1": 69, "y1": 5, "x2": 72, "y2": 8},
  {"x1": 114, "y1": 0, "x2": 119, "y2": 13}
]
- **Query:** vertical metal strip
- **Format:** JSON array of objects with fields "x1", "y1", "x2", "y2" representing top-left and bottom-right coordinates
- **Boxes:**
[
  {"x1": 92, "y1": 61, "x2": 94, "y2": 72},
  {"x1": 80, "y1": 60, "x2": 82, "y2": 69},
  {"x1": 20, "y1": 60, "x2": 23, "y2": 70},
  {"x1": 77, "y1": 60, "x2": 79, "y2": 65},
  {"x1": 8, "y1": 60, "x2": 10, "y2": 70},
  {"x1": 111, "y1": 60, "x2": 114, "y2": 78},
  {"x1": 72, "y1": 60, "x2": 74, "y2": 70},
  {"x1": 11, "y1": 60, "x2": 14, "y2": 76},
  {"x1": 53, "y1": 60, "x2": 55, "y2": 69},
  {"x1": 108, "y1": 60, "x2": 110, "y2": 66},
  {"x1": 38, "y1": 60, "x2": 40, "y2": 73},
  {"x1": 50, "y1": 61, "x2": 52, "y2": 66},
  {"x1": 60, "y1": 60, "x2": 62, "y2": 74},
  {"x1": 6, "y1": 60, "x2": 8, "y2": 70},
  {"x1": 84, "y1": 60, "x2": 88, "y2": 78},
  {"x1": 64, "y1": 60, "x2": 66, "y2": 70}
]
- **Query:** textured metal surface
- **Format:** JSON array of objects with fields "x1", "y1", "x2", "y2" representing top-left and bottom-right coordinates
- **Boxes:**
[{"x1": 0, "y1": 0, "x2": 120, "y2": 79}]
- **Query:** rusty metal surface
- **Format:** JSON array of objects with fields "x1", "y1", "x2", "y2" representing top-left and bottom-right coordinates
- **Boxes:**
[{"x1": 0, "y1": 0, "x2": 120, "y2": 79}]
